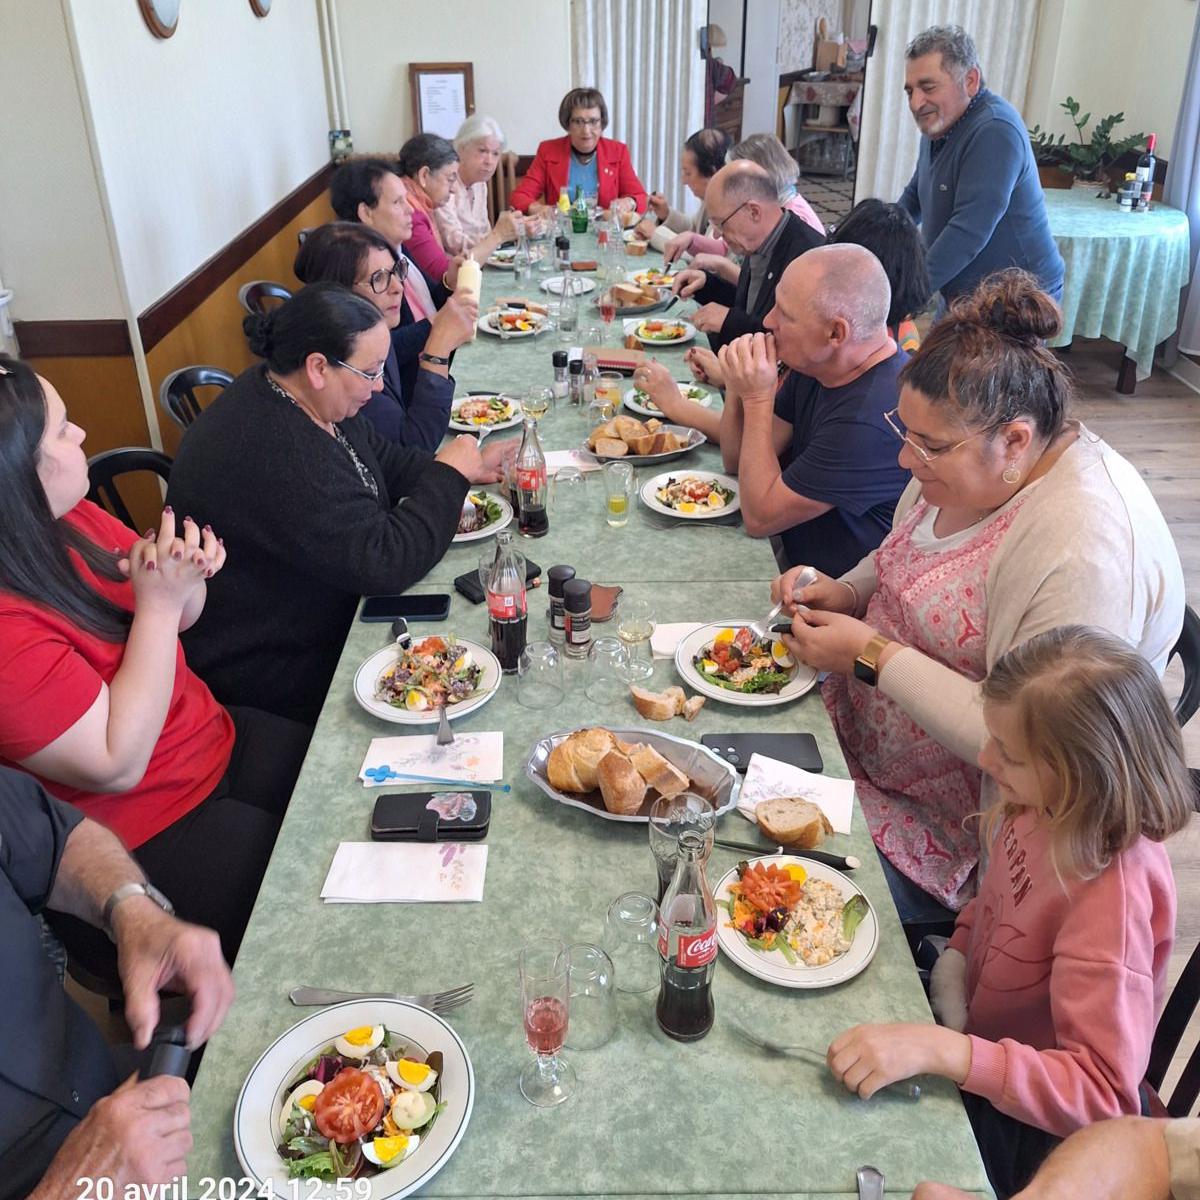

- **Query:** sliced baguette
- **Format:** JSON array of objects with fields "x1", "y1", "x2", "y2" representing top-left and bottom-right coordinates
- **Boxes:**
[
  {"x1": 755, "y1": 796, "x2": 834, "y2": 849},
  {"x1": 628, "y1": 745, "x2": 690, "y2": 799},
  {"x1": 682, "y1": 695, "x2": 706, "y2": 722},
  {"x1": 630, "y1": 684, "x2": 685, "y2": 721},
  {"x1": 597, "y1": 749, "x2": 648, "y2": 815},
  {"x1": 594, "y1": 437, "x2": 628, "y2": 458}
]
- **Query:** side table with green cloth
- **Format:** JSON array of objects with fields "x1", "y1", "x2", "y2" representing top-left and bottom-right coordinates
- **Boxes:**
[
  {"x1": 184, "y1": 237, "x2": 992, "y2": 1198},
  {"x1": 1044, "y1": 189, "x2": 1191, "y2": 389}
]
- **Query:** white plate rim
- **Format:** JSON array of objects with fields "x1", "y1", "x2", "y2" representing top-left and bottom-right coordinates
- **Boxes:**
[
  {"x1": 233, "y1": 999, "x2": 474, "y2": 1200},
  {"x1": 477, "y1": 311, "x2": 547, "y2": 338},
  {"x1": 713, "y1": 854, "x2": 879, "y2": 989},
  {"x1": 631, "y1": 319, "x2": 696, "y2": 347},
  {"x1": 353, "y1": 640, "x2": 502, "y2": 725},
  {"x1": 539, "y1": 274, "x2": 596, "y2": 295},
  {"x1": 639, "y1": 470, "x2": 740, "y2": 520},
  {"x1": 674, "y1": 621, "x2": 817, "y2": 706},
  {"x1": 622, "y1": 384, "x2": 712, "y2": 417},
  {"x1": 447, "y1": 395, "x2": 521, "y2": 433},
  {"x1": 452, "y1": 493, "x2": 513, "y2": 543}
]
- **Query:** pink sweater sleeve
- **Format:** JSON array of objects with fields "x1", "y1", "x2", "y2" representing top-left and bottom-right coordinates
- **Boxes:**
[
  {"x1": 403, "y1": 210, "x2": 449, "y2": 284},
  {"x1": 961, "y1": 849, "x2": 1173, "y2": 1138},
  {"x1": 947, "y1": 896, "x2": 976, "y2": 958}
]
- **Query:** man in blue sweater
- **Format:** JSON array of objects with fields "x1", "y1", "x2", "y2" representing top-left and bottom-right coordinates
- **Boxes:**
[{"x1": 897, "y1": 26, "x2": 1064, "y2": 305}]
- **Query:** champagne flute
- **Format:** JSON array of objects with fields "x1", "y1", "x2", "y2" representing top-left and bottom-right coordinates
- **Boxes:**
[
  {"x1": 617, "y1": 597, "x2": 655, "y2": 679},
  {"x1": 518, "y1": 939, "x2": 575, "y2": 1107}
]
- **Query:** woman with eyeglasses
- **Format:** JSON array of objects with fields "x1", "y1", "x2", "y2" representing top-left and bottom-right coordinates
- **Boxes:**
[
  {"x1": 295, "y1": 222, "x2": 475, "y2": 448},
  {"x1": 769, "y1": 269, "x2": 1183, "y2": 926},
  {"x1": 167, "y1": 283, "x2": 513, "y2": 727},
  {"x1": 508, "y1": 87, "x2": 647, "y2": 216}
]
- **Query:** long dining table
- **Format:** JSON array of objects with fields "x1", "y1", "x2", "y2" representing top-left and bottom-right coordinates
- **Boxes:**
[{"x1": 185, "y1": 231, "x2": 993, "y2": 1198}]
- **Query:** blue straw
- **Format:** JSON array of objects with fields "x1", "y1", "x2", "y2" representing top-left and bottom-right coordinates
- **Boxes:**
[{"x1": 368, "y1": 771, "x2": 511, "y2": 791}]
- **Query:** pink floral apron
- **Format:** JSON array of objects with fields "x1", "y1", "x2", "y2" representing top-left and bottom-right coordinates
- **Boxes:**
[{"x1": 823, "y1": 495, "x2": 1030, "y2": 910}]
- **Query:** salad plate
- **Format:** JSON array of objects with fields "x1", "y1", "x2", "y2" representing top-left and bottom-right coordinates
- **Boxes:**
[
  {"x1": 477, "y1": 310, "x2": 547, "y2": 338},
  {"x1": 674, "y1": 622, "x2": 818, "y2": 707},
  {"x1": 629, "y1": 318, "x2": 695, "y2": 347},
  {"x1": 354, "y1": 637, "x2": 501, "y2": 725},
  {"x1": 622, "y1": 382, "x2": 712, "y2": 418},
  {"x1": 640, "y1": 471, "x2": 739, "y2": 520},
  {"x1": 447, "y1": 394, "x2": 521, "y2": 433},
  {"x1": 453, "y1": 492, "x2": 513, "y2": 543},
  {"x1": 485, "y1": 247, "x2": 516, "y2": 268},
  {"x1": 233, "y1": 999, "x2": 474, "y2": 1199},
  {"x1": 713, "y1": 854, "x2": 878, "y2": 989},
  {"x1": 539, "y1": 274, "x2": 596, "y2": 296},
  {"x1": 627, "y1": 268, "x2": 677, "y2": 289}
]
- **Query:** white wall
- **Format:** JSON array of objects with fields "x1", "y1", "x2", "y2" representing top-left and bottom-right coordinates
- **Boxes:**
[
  {"x1": 65, "y1": 0, "x2": 329, "y2": 313},
  {"x1": 333, "y1": 0, "x2": 572, "y2": 158},
  {"x1": 742, "y1": 0, "x2": 782, "y2": 139},
  {"x1": 707, "y1": 0, "x2": 744, "y2": 75},
  {"x1": 0, "y1": 0, "x2": 123, "y2": 320}
]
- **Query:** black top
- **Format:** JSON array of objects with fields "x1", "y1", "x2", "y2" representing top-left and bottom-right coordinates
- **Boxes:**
[
  {"x1": 0, "y1": 768, "x2": 117, "y2": 1198},
  {"x1": 392, "y1": 272, "x2": 450, "y2": 400},
  {"x1": 694, "y1": 211, "x2": 824, "y2": 352},
  {"x1": 358, "y1": 336, "x2": 454, "y2": 450},
  {"x1": 168, "y1": 365, "x2": 470, "y2": 725}
]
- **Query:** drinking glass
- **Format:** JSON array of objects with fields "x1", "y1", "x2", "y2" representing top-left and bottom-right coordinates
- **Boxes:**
[
  {"x1": 602, "y1": 893, "x2": 660, "y2": 994},
  {"x1": 522, "y1": 385, "x2": 554, "y2": 423},
  {"x1": 563, "y1": 943, "x2": 616, "y2": 1051},
  {"x1": 550, "y1": 465, "x2": 588, "y2": 515},
  {"x1": 556, "y1": 275, "x2": 579, "y2": 343},
  {"x1": 518, "y1": 939, "x2": 575, "y2": 1107},
  {"x1": 647, "y1": 793, "x2": 716, "y2": 903},
  {"x1": 518, "y1": 641, "x2": 565, "y2": 710},
  {"x1": 585, "y1": 636, "x2": 630, "y2": 703},
  {"x1": 617, "y1": 597, "x2": 655, "y2": 679},
  {"x1": 594, "y1": 371, "x2": 623, "y2": 419},
  {"x1": 598, "y1": 287, "x2": 617, "y2": 330},
  {"x1": 602, "y1": 460, "x2": 634, "y2": 528}
]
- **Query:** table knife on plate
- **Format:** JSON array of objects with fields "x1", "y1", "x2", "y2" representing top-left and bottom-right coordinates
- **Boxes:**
[{"x1": 713, "y1": 837, "x2": 860, "y2": 871}]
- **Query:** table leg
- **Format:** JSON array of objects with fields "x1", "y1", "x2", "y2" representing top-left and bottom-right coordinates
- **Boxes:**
[{"x1": 1117, "y1": 353, "x2": 1138, "y2": 395}]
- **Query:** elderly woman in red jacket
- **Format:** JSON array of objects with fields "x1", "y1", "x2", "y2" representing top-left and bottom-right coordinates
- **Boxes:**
[{"x1": 510, "y1": 87, "x2": 648, "y2": 216}]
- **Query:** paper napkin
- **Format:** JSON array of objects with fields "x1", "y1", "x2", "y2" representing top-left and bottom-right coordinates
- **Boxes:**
[
  {"x1": 736, "y1": 753, "x2": 855, "y2": 835},
  {"x1": 545, "y1": 449, "x2": 602, "y2": 475},
  {"x1": 321, "y1": 842, "x2": 488, "y2": 904},
  {"x1": 358, "y1": 732, "x2": 503, "y2": 787},
  {"x1": 650, "y1": 622, "x2": 704, "y2": 659}
]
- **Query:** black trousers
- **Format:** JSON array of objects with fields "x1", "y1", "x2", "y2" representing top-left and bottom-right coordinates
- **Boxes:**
[
  {"x1": 962, "y1": 1090, "x2": 1062, "y2": 1199},
  {"x1": 51, "y1": 705, "x2": 310, "y2": 972}
]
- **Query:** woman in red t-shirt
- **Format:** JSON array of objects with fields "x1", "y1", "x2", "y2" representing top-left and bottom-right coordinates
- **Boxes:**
[{"x1": 0, "y1": 357, "x2": 309, "y2": 965}]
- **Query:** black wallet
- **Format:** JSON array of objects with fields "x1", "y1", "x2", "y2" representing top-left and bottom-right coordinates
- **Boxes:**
[
  {"x1": 370, "y1": 791, "x2": 492, "y2": 841},
  {"x1": 455, "y1": 559, "x2": 542, "y2": 604}
]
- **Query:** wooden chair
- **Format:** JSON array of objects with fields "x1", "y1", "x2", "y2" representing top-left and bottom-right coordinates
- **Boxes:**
[
  {"x1": 488, "y1": 151, "x2": 520, "y2": 223},
  {"x1": 1145, "y1": 938, "x2": 1200, "y2": 1116},
  {"x1": 237, "y1": 279, "x2": 292, "y2": 316},
  {"x1": 86, "y1": 447, "x2": 173, "y2": 530},
  {"x1": 159, "y1": 364, "x2": 233, "y2": 432}
]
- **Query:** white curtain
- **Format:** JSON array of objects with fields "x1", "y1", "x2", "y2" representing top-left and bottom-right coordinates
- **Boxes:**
[
  {"x1": 853, "y1": 0, "x2": 1040, "y2": 203},
  {"x1": 1165, "y1": 9, "x2": 1200, "y2": 356},
  {"x1": 570, "y1": 0, "x2": 706, "y2": 212}
]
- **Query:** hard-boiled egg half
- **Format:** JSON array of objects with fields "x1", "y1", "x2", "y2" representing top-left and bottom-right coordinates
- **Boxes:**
[
  {"x1": 770, "y1": 640, "x2": 795, "y2": 668},
  {"x1": 784, "y1": 863, "x2": 807, "y2": 885},
  {"x1": 278, "y1": 1080, "x2": 324, "y2": 1137},
  {"x1": 387, "y1": 1057, "x2": 438, "y2": 1092},
  {"x1": 362, "y1": 1133, "x2": 420, "y2": 1168},
  {"x1": 334, "y1": 1024, "x2": 385, "y2": 1058},
  {"x1": 676, "y1": 501, "x2": 698, "y2": 514},
  {"x1": 706, "y1": 491, "x2": 725, "y2": 508},
  {"x1": 404, "y1": 689, "x2": 430, "y2": 712},
  {"x1": 714, "y1": 628, "x2": 736, "y2": 645},
  {"x1": 451, "y1": 647, "x2": 473, "y2": 673},
  {"x1": 389, "y1": 1087, "x2": 437, "y2": 1129}
]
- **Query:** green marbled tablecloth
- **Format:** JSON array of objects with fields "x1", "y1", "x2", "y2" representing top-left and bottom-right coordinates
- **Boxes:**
[
  {"x1": 1044, "y1": 188, "x2": 1191, "y2": 380},
  {"x1": 185, "y1": 236, "x2": 992, "y2": 1198}
]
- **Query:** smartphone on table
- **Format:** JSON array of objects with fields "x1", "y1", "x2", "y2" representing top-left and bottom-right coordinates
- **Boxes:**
[
  {"x1": 360, "y1": 593, "x2": 452, "y2": 623},
  {"x1": 700, "y1": 732, "x2": 823, "y2": 773}
]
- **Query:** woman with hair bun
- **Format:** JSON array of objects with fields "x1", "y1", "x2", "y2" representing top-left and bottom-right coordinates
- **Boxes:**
[
  {"x1": 770, "y1": 269, "x2": 1184, "y2": 922},
  {"x1": 633, "y1": 127, "x2": 730, "y2": 245},
  {"x1": 168, "y1": 283, "x2": 512, "y2": 727}
]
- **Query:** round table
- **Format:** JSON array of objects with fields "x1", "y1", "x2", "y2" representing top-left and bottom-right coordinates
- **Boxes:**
[{"x1": 1044, "y1": 188, "x2": 1191, "y2": 390}]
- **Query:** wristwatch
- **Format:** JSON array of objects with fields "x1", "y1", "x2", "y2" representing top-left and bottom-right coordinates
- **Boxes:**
[
  {"x1": 853, "y1": 633, "x2": 893, "y2": 687},
  {"x1": 102, "y1": 881, "x2": 174, "y2": 941},
  {"x1": 418, "y1": 351, "x2": 451, "y2": 366}
]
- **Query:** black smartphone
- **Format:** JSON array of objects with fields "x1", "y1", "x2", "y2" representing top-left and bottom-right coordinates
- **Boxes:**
[
  {"x1": 370, "y1": 791, "x2": 492, "y2": 841},
  {"x1": 700, "y1": 732, "x2": 823, "y2": 774},
  {"x1": 360, "y1": 593, "x2": 451, "y2": 623},
  {"x1": 455, "y1": 559, "x2": 542, "y2": 604}
]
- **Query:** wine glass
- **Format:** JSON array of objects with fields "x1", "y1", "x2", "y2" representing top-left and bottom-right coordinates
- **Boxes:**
[
  {"x1": 522, "y1": 385, "x2": 554, "y2": 423},
  {"x1": 518, "y1": 938, "x2": 575, "y2": 1106},
  {"x1": 617, "y1": 597, "x2": 655, "y2": 679}
]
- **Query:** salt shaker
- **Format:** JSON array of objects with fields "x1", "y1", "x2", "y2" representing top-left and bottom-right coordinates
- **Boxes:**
[{"x1": 552, "y1": 350, "x2": 569, "y2": 402}]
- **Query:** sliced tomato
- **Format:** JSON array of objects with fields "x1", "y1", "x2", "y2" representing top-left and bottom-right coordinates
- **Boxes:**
[
  {"x1": 413, "y1": 637, "x2": 447, "y2": 655},
  {"x1": 313, "y1": 1068, "x2": 385, "y2": 1145},
  {"x1": 738, "y1": 862, "x2": 803, "y2": 914}
]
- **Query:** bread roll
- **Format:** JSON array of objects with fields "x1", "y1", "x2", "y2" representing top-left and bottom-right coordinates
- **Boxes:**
[
  {"x1": 630, "y1": 685, "x2": 684, "y2": 721},
  {"x1": 546, "y1": 728, "x2": 618, "y2": 793},
  {"x1": 594, "y1": 438, "x2": 628, "y2": 458},
  {"x1": 627, "y1": 745, "x2": 690, "y2": 799},
  {"x1": 613, "y1": 415, "x2": 646, "y2": 442},
  {"x1": 597, "y1": 750, "x2": 648, "y2": 815},
  {"x1": 755, "y1": 797, "x2": 834, "y2": 849}
]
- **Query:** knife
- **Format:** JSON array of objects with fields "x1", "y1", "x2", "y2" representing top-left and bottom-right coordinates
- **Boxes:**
[
  {"x1": 857, "y1": 1165, "x2": 885, "y2": 1200},
  {"x1": 713, "y1": 837, "x2": 860, "y2": 871}
]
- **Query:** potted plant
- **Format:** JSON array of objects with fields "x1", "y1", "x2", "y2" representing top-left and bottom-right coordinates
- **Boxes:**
[{"x1": 1029, "y1": 98, "x2": 1145, "y2": 190}]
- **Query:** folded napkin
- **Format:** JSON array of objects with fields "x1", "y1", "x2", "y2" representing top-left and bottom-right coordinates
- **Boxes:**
[
  {"x1": 736, "y1": 753, "x2": 854, "y2": 835},
  {"x1": 650, "y1": 622, "x2": 704, "y2": 659},
  {"x1": 358, "y1": 732, "x2": 503, "y2": 787},
  {"x1": 545, "y1": 449, "x2": 602, "y2": 475},
  {"x1": 321, "y1": 842, "x2": 488, "y2": 903}
]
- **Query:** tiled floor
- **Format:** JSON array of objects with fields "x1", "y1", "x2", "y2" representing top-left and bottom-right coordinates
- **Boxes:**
[{"x1": 799, "y1": 175, "x2": 856, "y2": 228}]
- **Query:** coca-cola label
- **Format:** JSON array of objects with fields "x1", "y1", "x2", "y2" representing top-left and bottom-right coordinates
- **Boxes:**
[
  {"x1": 516, "y1": 466, "x2": 546, "y2": 491},
  {"x1": 486, "y1": 589, "x2": 526, "y2": 620},
  {"x1": 658, "y1": 924, "x2": 717, "y2": 968}
]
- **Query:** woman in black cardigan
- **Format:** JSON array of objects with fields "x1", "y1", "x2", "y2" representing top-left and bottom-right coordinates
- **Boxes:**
[{"x1": 168, "y1": 283, "x2": 514, "y2": 726}]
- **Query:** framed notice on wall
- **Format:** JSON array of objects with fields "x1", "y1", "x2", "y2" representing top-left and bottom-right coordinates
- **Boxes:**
[{"x1": 408, "y1": 62, "x2": 475, "y2": 140}]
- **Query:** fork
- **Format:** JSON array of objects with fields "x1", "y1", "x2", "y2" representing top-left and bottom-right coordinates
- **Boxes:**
[
  {"x1": 435, "y1": 702, "x2": 454, "y2": 746},
  {"x1": 749, "y1": 566, "x2": 819, "y2": 640},
  {"x1": 289, "y1": 984, "x2": 474, "y2": 1014}
]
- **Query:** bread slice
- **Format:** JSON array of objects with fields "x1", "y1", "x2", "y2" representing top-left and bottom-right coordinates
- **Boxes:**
[
  {"x1": 755, "y1": 796, "x2": 834, "y2": 849},
  {"x1": 628, "y1": 745, "x2": 690, "y2": 799},
  {"x1": 597, "y1": 749, "x2": 648, "y2": 815},
  {"x1": 630, "y1": 684, "x2": 683, "y2": 721},
  {"x1": 594, "y1": 438, "x2": 628, "y2": 458},
  {"x1": 624, "y1": 433, "x2": 656, "y2": 456},
  {"x1": 682, "y1": 695, "x2": 706, "y2": 722},
  {"x1": 644, "y1": 417, "x2": 664, "y2": 433},
  {"x1": 613, "y1": 415, "x2": 646, "y2": 442}
]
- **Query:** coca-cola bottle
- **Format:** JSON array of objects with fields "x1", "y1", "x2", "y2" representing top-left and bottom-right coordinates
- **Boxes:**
[
  {"x1": 515, "y1": 417, "x2": 549, "y2": 538},
  {"x1": 655, "y1": 829, "x2": 716, "y2": 1041},
  {"x1": 484, "y1": 530, "x2": 527, "y2": 673}
]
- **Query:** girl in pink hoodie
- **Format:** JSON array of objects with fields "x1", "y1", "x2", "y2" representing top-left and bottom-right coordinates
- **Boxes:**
[{"x1": 826, "y1": 625, "x2": 1193, "y2": 1198}]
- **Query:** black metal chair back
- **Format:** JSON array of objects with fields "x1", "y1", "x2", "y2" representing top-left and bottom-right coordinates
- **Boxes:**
[
  {"x1": 86, "y1": 447, "x2": 173, "y2": 530},
  {"x1": 1171, "y1": 605, "x2": 1200, "y2": 726},
  {"x1": 1147, "y1": 939, "x2": 1200, "y2": 1116},
  {"x1": 237, "y1": 279, "x2": 292, "y2": 315},
  {"x1": 159, "y1": 364, "x2": 233, "y2": 431}
]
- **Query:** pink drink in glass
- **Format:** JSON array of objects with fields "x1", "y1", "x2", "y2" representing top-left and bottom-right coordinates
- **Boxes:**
[{"x1": 524, "y1": 995, "x2": 568, "y2": 1055}]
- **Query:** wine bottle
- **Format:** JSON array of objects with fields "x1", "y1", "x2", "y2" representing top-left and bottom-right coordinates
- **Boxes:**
[{"x1": 1135, "y1": 134, "x2": 1156, "y2": 211}]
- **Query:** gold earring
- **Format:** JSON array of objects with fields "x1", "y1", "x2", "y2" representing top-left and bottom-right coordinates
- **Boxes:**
[{"x1": 1002, "y1": 465, "x2": 1021, "y2": 485}]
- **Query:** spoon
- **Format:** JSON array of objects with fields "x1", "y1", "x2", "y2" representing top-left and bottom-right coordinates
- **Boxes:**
[{"x1": 750, "y1": 566, "x2": 819, "y2": 640}]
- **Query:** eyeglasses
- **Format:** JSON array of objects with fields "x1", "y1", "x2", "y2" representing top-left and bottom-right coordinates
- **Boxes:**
[
  {"x1": 569, "y1": 116, "x2": 603, "y2": 128},
  {"x1": 708, "y1": 198, "x2": 750, "y2": 233},
  {"x1": 883, "y1": 407, "x2": 984, "y2": 464},
  {"x1": 361, "y1": 260, "x2": 408, "y2": 294},
  {"x1": 337, "y1": 359, "x2": 387, "y2": 384}
]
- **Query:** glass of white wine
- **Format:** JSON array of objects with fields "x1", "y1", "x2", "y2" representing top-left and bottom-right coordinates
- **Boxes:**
[
  {"x1": 522, "y1": 385, "x2": 554, "y2": 423},
  {"x1": 617, "y1": 597, "x2": 655, "y2": 681}
]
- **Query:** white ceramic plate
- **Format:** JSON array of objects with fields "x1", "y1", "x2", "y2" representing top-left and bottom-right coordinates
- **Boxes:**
[
  {"x1": 584, "y1": 424, "x2": 706, "y2": 466},
  {"x1": 674, "y1": 622, "x2": 818, "y2": 707},
  {"x1": 540, "y1": 274, "x2": 596, "y2": 296},
  {"x1": 713, "y1": 855, "x2": 878, "y2": 989},
  {"x1": 353, "y1": 639, "x2": 502, "y2": 725},
  {"x1": 640, "y1": 471, "x2": 740, "y2": 520},
  {"x1": 627, "y1": 269, "x2": 677, "y2": 289},
  {"x1": 622, "y1": 383, "x2": 713, "y2": 418},
  {"x1": 453, "y1": 493, "x2": 513, "y2": 543},
  {"x1": 477, "y1": 310, "x2": 547, "y2": 338},
  {"x1": 630, "y1": 319, "x2": 696, "y2": 347},
  {"x1": 448, "y1": 394, "x2": 521, "y2": 433},
  {"x1": 234, "y1": 999, "x2": 474, "y2": 1200},
  {"x1": 486, "y1": 249, "x2": 516, "y2": 268}
]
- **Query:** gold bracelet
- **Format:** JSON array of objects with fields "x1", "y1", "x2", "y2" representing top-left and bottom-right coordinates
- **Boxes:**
[{"x1": 838, "y1": 579, "x2": 860, "y2": 615}]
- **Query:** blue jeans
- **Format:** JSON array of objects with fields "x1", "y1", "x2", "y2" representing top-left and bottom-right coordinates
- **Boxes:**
[{"x1": 876, "y1": 847, "x2": 958, "y2": 925}]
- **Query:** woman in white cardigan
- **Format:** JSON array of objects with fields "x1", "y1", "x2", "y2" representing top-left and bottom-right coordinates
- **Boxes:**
[{"x1": 773, "y1": 270, "x2": 1184, "y2": 923}]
